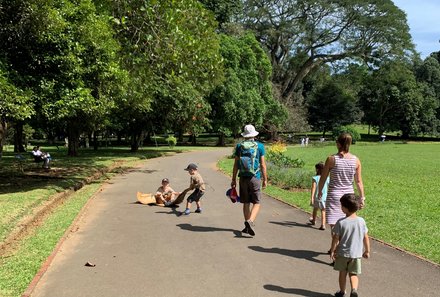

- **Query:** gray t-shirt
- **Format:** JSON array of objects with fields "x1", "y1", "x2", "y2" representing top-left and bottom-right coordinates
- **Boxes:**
[{"x1": 333, "y1": 216, "x2": 368, "y2": 258}]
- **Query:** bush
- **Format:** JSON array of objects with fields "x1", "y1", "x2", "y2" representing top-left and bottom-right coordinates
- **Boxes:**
[
  {"x1": 266, "y1": 151, "x2": 305, "y2": 168},
  {"x1": 165, "y1": 135, "x2": 177, "y2": 148},
  {"x1": 268, "y1": 141, "x2": 287, "y2": 154},
  {"x1": 332, "y1": 125, "x2": 361, "y2": 144},
  {"x1": 267, "y1": 164, "x2": 313, "y2": 189}
]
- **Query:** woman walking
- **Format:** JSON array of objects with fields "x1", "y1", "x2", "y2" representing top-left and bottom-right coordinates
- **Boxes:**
[{"x1": 318, "y1": 133, "x2": 365, "y2": 252}]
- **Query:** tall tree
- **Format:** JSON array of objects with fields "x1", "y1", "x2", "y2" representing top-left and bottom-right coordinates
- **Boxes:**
[
  {"x1": 414, "y1": 54, "x2": 440, "y2": 135},
  {"x1": 0, "y1": 65, "x2": 33, "y2": 157},
  {"x1": 239, "y1": 0, "x2": 414, "y2": 102},
  {"x1": 106, "y1": 0, "x2": 223, "y2": 150},
  {"x1": 0, "y1": 0, "x2": 126, "y2": 156},
  {"x1": 199, "y1": 0, "x2": 242, "y2": 26},
  {"x1": 359, "y1": 61, "x2": 431, "y2": 138},
  {"x1": 308, "y1": 81, "x2": 361, "y2": 136},
  {"x1": 207, "y1": 33, "x2": 287, "y2": 145}
]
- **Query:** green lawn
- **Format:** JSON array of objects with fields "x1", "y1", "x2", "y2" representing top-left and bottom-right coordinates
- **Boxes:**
[{"x1": 219, "y1": 141, "x2": 440, "y2": 264}]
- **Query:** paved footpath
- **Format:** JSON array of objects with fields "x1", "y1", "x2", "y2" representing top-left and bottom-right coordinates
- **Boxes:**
[{"x1": 28, "y1": 148, "x2": 440, "y2": 297}]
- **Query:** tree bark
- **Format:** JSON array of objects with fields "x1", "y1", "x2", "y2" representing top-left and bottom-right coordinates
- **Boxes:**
[
  {"x1": 14, "y1": 121, "x2": 26, "y2": 152},
  {"x1": 217, "y1": 133, "x2": 226, "y2": 146},
  {"x1": 67, "y1": 122, "x2": 80, "y2": 156},
  {"x1": 93, "y1": 132, "x2": 98, "y2": 151},
  {"x1": 0, "y1": 119, "x2": 7, "y2": 158}
]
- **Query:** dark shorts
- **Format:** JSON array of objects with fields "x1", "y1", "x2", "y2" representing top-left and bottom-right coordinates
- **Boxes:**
[
  {"x1": 187, "y1": 189, "x2": 204, "y2": 203},
  {"x1": 239, "y1": 176, "x2": 261, "y2": 204},
  {"x1": 333, "y1": 256, "x2": 362, "y2": 274}
]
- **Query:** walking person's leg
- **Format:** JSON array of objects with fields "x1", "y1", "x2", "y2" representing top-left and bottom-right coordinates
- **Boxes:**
[
  {"x1": 310, "y1": 207, "x2": 318, "y2": 225},
  {"x1": 320, "y1": 209, "x2": 326, "y2": 230},
  {"x1": 183, "y1": 199, "x2": 192, "y2": 215},
  {"x1": 349, "y1": 273, "x2": 359, "y2": 296},
  {"x1": 338, "y1": 270, "x2": 348, "y2": 295}
]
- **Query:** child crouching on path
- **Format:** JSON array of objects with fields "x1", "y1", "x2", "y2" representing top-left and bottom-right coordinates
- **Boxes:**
[
  {"x1": 182, "y1": 163, "x2": 205, "y2": 215},
  {"x1": 331, "y1": 193, "x2": 370, "y2": 297},
  {"x1": 309, "y1": 162, "x2": 329, "y2": 230}
]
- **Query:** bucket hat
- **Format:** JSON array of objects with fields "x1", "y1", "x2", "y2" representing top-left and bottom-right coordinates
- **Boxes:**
[{"x1": 241, "y1": 124, "x2": 259, "y2": 138}]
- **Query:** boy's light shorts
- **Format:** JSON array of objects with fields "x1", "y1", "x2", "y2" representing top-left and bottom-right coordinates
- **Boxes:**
[{"x1": 333, "y1": 256, "x2": 362, "y2": 274}]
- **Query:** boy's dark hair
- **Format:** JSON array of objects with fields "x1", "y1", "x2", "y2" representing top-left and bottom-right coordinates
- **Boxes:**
[
  {"x1": 315, "y1": 162, "x2": 324, "y2": 175},
  {"x1": 340, "y1": 193, "x2": 359, "y2": 213}
]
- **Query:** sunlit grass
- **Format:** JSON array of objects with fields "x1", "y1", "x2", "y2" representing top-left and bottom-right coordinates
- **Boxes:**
[{"x1": 219, "y1": 142, "x2": 440, "y2": 264}]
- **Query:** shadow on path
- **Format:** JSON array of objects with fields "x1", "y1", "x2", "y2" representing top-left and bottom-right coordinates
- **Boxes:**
[
  {"x1": 176, "y1": 223, "x2": 248, "y2": 238},
  {"x1": 264, "y1": 284, "x2": 333, "y2": 296},
  {"x1": 249, "y1": 246, "x2": 330, "y2": 266},
  {"x1": 269, "y1": 220, "x2": 313, "y2": 229}
]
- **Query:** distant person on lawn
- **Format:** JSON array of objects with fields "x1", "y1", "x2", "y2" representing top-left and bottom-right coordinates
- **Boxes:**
[
  {"x1": 331, "y1": 193, "x2": 370, "y2": 297},
  {"x1": 231, "y1": 124, "x2": 267, "y2": 236},
  {"x1": 31, "y1": 146, "x2": 51, "y2": 168}
]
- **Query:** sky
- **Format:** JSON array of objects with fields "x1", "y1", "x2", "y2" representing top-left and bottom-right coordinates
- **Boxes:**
[{"x1": 393, "y1": 0, "x2": 440, "y2": 58}]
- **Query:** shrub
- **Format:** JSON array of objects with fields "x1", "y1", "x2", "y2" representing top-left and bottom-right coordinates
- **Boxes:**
[
  {"x1": 267, "y1": 164, "x2": 313, "y2": 189},
  {"x1": 266, "y1": 150, "x2": 305, "y2": 168},
  {"x1": 268, "y1": 141, "x2": 287, "y2": 154},
  {"x1": 332, "y1": 125, "x2": 361, "y2": 144},
  {"x1": 165, "y1": 135, "x2": 177, "y2": 148}
]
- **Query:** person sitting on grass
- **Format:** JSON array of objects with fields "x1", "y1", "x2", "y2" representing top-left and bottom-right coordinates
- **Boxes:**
[{"x1": 31, "y1": 146, "x2": 51, "y2": 169}]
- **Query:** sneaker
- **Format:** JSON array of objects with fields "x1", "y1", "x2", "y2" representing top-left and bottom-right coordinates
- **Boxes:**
[
  {"x1": 195, "y1": 208, "x2": 202, "y2": 213},
  {"x1": 245, "y1": 221, "x2": 255, "y2": 236},
  {"x1": 183, "y1": 209, "x2": 190, "y2": 215},
  {"x1": 350, "y1": 289, "x2": 358, "y2": 297},
  {"x1": 164, "y1": 201, "x2": 172, "y2": 206},
  {"x1": 334, "y1": 291, "x2": 345, "y2": 297},
  {"x1": 308, "y1": 218, "x2": 316, "y2": 225},
  {"x1": 241, "y1": 227, "x2": 249, "y2": 234},
  {"x1": 319, "y1": 226, "x2": 326, "y2": 230}
]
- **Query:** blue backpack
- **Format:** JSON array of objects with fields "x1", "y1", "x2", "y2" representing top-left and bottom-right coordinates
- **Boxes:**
[{"x1": 238, "y1": 140, "x2": 259, "y2": 177}]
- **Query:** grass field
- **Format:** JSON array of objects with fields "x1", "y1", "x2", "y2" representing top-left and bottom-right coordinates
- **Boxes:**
[{"x1": 219, "y1": 141, "x2": 440, "y2": 264}]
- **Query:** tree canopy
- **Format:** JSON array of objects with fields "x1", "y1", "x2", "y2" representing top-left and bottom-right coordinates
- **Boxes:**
[{"x1": 239, "y1": 0, "x2": 414, "y2": 102}]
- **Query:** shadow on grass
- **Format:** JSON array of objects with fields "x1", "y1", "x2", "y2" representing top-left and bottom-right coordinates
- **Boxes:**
[
  {"x1": 264, "y1": 285, "x2": 333, "y2": 297},
  {"x1": 248, "y1": 246, "x2": 330, "y2": 266}
]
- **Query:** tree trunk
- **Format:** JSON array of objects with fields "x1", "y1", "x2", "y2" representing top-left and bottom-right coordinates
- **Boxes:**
[
  {"x1": 93, "y1": 132, "x2": 98, "y2": 151},
  {"x1": 0, "y1": 119, "x2": 7, "y2": 158},
  {"x1": 130, "y1": 130, "x2": 144, "y2": 152},
  {"x1": 14, "y1": 121, "x2": 26, "y2": 152},
  {"x1": 217, "y1": 133, "x2": 226, "y2": 146},
  {"x1": 67, "y1": 123, "x2": 80, "y2": 156},
  {"x1": 177, "y1": 129, "x2": 184, "y2": 143}
]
